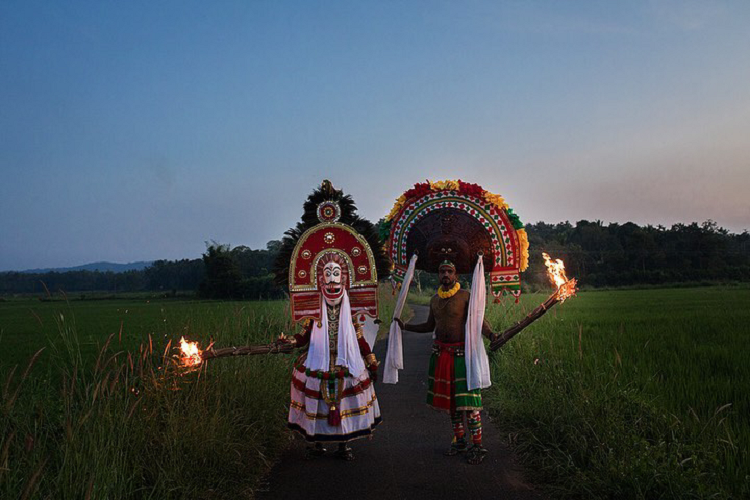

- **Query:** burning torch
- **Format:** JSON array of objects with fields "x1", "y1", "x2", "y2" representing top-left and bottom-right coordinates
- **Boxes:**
[
  {"x1": 489, "y1": 253, "x2": 577, "y2": 351},
  {"x1": 177, "y1": 334, "x2": 295, "y2": 369}
]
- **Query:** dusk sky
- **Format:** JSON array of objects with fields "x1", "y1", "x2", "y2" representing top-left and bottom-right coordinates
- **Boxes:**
[{"x1": 1, "y1": 1, "x2": 749, "y2": 271}]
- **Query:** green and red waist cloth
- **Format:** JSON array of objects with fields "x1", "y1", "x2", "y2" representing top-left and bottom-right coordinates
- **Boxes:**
[{"x1": 427, "y1": 341, "x2": 483, "y2": 412}]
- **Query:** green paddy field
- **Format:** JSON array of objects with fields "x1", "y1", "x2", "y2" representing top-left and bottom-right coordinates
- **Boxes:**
[
  {"x1": 482, "y1": 285, "x2": 750, "y2": 499},
  {"x1": 1, "y1": 296, "x2": 296, "y2": 499},
  {"x1": 0, "y1": 286, "x2": 747, "y2": 498}
]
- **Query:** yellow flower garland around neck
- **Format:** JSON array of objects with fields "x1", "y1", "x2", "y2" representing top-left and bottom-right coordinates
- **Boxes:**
[{"x1": 437, "y1": 282, "x2": 461, "y2": 299}]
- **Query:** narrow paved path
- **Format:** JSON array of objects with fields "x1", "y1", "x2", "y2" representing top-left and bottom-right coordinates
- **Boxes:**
[{"x1": 258, "y1": 305, "x2": 542, "y2": 500}]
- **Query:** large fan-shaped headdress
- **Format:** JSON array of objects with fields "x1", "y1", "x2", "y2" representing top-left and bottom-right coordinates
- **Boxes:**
[
  {"x1": 275, "y1": 180, "x2": 389, "y2": 323},
  {"x1": 383, "y1": 180, "x2": 529, "y2": 300}
]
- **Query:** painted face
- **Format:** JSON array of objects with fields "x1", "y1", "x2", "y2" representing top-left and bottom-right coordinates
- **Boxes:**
[{"x1": 320, "y1": 261, "x2": 344, "y2": 305}]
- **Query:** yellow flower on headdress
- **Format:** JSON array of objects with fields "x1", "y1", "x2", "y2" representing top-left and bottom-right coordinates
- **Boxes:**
[
  {"x1": 483, "y1": 192, "x2": 509, "y2": 210},
  {"x1": 517, "y1": 229, "x2": 529, "y2": 271},
  {"x1": 387, "y1": 194, "x2": 407, "y2": 221},
  {"x1": 429, "y1": 179, "x2": 459, "y2": 191}
]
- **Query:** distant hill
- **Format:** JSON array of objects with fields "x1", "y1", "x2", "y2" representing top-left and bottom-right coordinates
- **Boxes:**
[{"x1": 19, "y1": 261, "x2": 154, "y2": 274}]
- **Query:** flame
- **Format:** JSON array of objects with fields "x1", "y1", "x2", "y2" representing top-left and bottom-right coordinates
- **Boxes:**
[
  {"x1": 179, "y1": 336, "x2": 203, "y2": 367},
  {"x1": 542, "y1": 252, "x2": 577, "y2": 302}
]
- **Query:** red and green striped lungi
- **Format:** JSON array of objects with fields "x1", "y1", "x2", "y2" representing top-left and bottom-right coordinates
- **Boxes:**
[{"x1": 427, "y1": 341, "x2": 483, "y2": 412}]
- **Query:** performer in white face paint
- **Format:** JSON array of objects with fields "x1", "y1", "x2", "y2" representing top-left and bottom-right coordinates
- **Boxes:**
[{"x1": 274, "y1": 180, "x2": 389, "y2": 460}]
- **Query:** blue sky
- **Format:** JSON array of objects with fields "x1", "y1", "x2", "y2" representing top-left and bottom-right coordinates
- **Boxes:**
[{"x1": 1, "y1": 1, "x2": 749, "y2": 271}]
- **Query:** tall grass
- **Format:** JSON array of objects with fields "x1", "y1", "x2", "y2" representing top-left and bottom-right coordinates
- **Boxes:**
[
  {"x1": 483, "y1": 287, "x2": 750, "y2": 499},
  {"x1": 1, "y1": 298, "x2": 294, "y2": 499},
  {"x1": 1, "y1": 285, "x2": 397, "y2": 499}
]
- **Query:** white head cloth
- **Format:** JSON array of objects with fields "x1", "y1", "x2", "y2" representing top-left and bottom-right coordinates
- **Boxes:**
[
  {"x1": 465, "y1": 255, "x2": 492, "y2": 390},
  {"x1": 383, "y1": 254, "x2": 418, "y2": 384},
  {"x1": 305, "y1": 290, "x2": 366, "y2": 379}
]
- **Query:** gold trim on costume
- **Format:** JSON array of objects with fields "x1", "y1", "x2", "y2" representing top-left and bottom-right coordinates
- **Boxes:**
[
  {"x1": 428, "y1": 376, "x2": 467, "y2": 383},
  {"x1": 427, "y1": 392, "x2": 452, "y2": 400},
  {"x1": 290, "y1": 394, "x2": 378, "y2": 421},
  {"x1": 427, "y1": 390, "x2": 481, "y2": 399}
]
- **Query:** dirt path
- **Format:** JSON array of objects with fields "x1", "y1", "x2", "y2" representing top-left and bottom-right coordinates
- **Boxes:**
[{"x1": 258, "y1": 305, "x2": 542, "y2": 500}]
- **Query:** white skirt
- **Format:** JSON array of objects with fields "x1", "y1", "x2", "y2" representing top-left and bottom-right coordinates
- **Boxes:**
[{"x1": 287, "y1": 356, "x2": 381, "y2": 443}]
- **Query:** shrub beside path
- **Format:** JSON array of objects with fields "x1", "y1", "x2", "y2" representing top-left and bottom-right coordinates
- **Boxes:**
[{"x1": 258, "y1": 305, "x2": 543, "y2": 499}]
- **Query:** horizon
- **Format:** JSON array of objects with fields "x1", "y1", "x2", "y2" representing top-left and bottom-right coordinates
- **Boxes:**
[
  {"x1": 2, "y1": 1, "x2": 749, "y2": 272},
  {"x1": 2, "y1": 216, "x2": 744, "y2": 273}
]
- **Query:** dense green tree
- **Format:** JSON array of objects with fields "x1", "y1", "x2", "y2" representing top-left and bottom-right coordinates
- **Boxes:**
[
  {"x1": 198, "y1": 243, "x2": 244, "y2": 299},
  {"x1": 523, "y1": 219, "x2": 749, "y2": 288},
  {"x1": 198, "y1": 241, "x2": 284, "y2": 300}
]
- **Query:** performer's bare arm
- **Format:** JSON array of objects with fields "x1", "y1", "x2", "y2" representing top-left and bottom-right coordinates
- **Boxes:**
[
  {"x1": 481, "y1": 319, "x2": 497, "y2": 341},
  {"x1": 402, "y1": 304, "x2": 436, "y2": 333}
]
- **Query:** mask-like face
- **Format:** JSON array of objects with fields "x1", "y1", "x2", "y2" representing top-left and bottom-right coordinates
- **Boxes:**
[{"x1": 321, "y1": 261, "x2": 344, "y2": 305}]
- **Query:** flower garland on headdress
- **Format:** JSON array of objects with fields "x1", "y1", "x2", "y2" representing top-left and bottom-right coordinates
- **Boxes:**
[{"x1": 385, "y1": 179, "x2": 529, "y2": 272}]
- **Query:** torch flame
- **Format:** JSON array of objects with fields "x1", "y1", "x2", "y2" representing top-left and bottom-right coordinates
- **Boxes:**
[
  {"x1": 179, "y1": 336, "x2": 203, "y2": 367},
  {"x1": 542, "y1": 252, "x2": 577, "y2": 302}
]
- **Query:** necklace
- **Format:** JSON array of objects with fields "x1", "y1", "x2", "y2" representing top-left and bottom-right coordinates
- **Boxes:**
[
  {"x1": 437, "y1": 282, "x2": 460, "y2": 299},
  {"x1": 326, "y1": 304, "x2": 340, "y2": 333}
]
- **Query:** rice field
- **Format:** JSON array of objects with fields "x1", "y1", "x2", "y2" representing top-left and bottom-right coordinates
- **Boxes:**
[
  {"x1": 0, "y1": 294, "x2": 301, "y2": 499},
  {"x1": 482, "y1": 286, "x2": 750, "y2": 499},
  {"x1": 1, "y1": 285, "x2": 747, "y2": 498}
]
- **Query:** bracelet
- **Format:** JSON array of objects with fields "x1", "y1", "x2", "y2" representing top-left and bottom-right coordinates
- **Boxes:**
[{"x1": 364, "y1": 353, "x2": 378, "y2": 367}]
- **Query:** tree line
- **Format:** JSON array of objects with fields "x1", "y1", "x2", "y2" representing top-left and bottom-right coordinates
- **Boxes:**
[
  {"x1": 0, "y1": 242, "x2": 285, "y2": 299},
  {"x1": 522, "y1": 219, "x2": 750, "y2": 289},
  {"x1": 1, "y1": 220, "x2": 748, "y2": 298}
]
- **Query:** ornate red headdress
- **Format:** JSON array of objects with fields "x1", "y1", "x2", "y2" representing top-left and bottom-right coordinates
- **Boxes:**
[
  {"x1": 274, "y1": 180, "x2": 389, "y2": 323},
  {"x1": 383, "y1": 180, "x2": 529, "y2": 301}
]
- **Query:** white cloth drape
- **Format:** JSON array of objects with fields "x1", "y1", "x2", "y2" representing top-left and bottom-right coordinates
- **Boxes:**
[
  {"x1": 465, "y1": 256, "x2": 492, "y2": 390},
  {"x1": 305, "y1": 291, "x2": 366, "y2": 378},
  {"x1": 383, "y1": 254, "x2": 418, "y2": 384},
  {"x1": 362, "y1": 316, "x2": 378, "y2": 351}
]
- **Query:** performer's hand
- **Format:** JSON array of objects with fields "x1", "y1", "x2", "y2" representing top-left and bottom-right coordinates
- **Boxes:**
[
  {"x1": 277, "y1": 333, "x2": 296, "y2": 345},
  {"x1": 393, "y1": 318, "x2": 405, "y2": 329}
]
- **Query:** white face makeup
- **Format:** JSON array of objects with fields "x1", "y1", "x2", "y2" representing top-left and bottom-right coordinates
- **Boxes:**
[{"x1": 320, "y1": 261, "x2": 344, "y2": 306}]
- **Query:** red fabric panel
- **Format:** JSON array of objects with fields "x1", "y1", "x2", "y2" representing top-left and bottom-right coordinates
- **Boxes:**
[
  {"x1": 431, "y1": 350, "x2": 455, "y2": 412},
  {"x1": 356, "y1": 335, "x2": 372, "y2": 357}
]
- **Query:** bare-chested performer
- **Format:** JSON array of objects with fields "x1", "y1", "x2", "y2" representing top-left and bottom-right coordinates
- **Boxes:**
[{"x1": 396, "y1": 259, "x2": 496, "y2": 465}]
